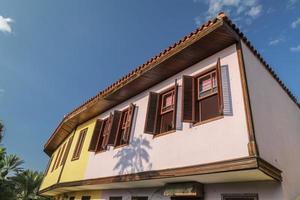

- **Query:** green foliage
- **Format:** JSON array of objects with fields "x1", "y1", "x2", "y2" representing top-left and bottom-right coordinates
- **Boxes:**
[{"x1": 0, "y1": 121, "x2": 49, "y2": 200}]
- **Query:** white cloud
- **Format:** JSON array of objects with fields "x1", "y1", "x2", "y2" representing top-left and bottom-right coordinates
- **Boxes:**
[
  {"x1": 287, "y1": 0, "x2": 299, "y2": 9},
  {"x1": 291, "y1": 18, "x2": 300, "y2": 29},
  {"x1": 269, "y1": 39, "x2": 280, "y2": 46},
  {"x1": 0, "y1": 16, "x2": 13, "y2": 33},
  {"x1": 193, "y1": 0, "x2": 263, "y2": 26},
  {"x1": 247, "y1": 5, "x2": 262, "y2": 18},
  {"x1": 290, "y1": 45, "x2": 300, "y2": 52}
]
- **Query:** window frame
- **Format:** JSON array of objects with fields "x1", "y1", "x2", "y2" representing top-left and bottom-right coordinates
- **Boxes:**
[
  {"x1": 114, "y1": 108, "x2": 130, "y2": 148},
  {"x1": 71, "y1": 128, "x2": 88, "y2": 161},
  {"x1": 194, "y1": 68, "x2": 221, "y2": 124},
  {"x1": 109, "y1": 197, "x2": 122, "y2": 200},
  {"x1": 155, "y1": 85, "x2": 177, "y2": 137},
  {"x1": 95, "y1": 116, "x2": 112, "y2": 153},
  {"x1": 132, "y1": 196, "x2": 148, "y2": 200}
]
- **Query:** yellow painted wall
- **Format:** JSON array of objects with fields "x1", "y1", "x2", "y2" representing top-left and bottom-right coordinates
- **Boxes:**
[
  {"x1": 59, "y1": 118, "x2": 96, "y2": 182},
  {"x1": 39, "y1": 131, "x2": 75, "y2": 190},
  {"x1": 40, "y1": 117, "x2": 97, "y2": 193}
]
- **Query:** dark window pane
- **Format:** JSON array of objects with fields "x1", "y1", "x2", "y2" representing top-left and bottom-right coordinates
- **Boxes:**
[
  {"x1": 110, "y1": 197, "x2": 122, "y2": 200},
  {"x1": 160, "y1": 111, "x2": 174, "y2": 133},
  {"x1": 81, "y1": 196, "x2": 91, "y2": 200},
  {"x1": 199, "y1": 94, "x2": 219, "y2": 121},
  {"x1": 69, "y1": 197, "x2": 75, "y2": 200},
  {"x1": 132, "y1": 197, "x2": 148, "y2": 200}
]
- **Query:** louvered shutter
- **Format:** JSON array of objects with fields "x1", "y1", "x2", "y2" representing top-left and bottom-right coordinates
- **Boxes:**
[
  {"x1": 123, "y1": 104, "x2": 136, "y2": 143},
  {"x1": 182, "y1": 75, "x2": 195, "y2": 122},
  {"x1": 144, "y1": 92, "x2": 159, "y2": 134},
  {"x1": 61, "y1": 135, "x2": 74, "y2": 165},
  {"x1": 102, "y1": 114, "x2": 113, "y2": 148},
  {"x1": 88, "y1": 119, "x2": 103, "y2": 151},
  {"x1": 216, "y1": 58, "x2": 224, "y2": 115},
  {"x1": 108, "y1": 111, "x2": 122, "y2": 146},
  {"x1": 172, "y1": 84, "x2": 178, "y2": 129}
]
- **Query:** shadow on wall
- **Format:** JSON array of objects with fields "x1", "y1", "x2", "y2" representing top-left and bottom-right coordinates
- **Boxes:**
[{"x1": 113, "y1": 135, "x2": 152, "y2": 175}]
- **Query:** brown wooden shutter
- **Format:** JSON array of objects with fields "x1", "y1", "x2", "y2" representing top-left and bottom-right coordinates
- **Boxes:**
[
  {"x1": 108, "y1": 111, "x2": 122, "y2": 146},
  {"x1": 61, "y1": 135, "x2": 74, "y2": 165},
  {"x1": 144, "y1": 92, "x2": 159, "y2": 134},
  {"x1": 216, "y1": 58, "x2": 224, "y2": 115},
  {"x1": 88, "y1": 119, "x2": 103, "y2": 151},
  {"x1": 172, "y1": 84, "x2": 178, "y2": 129},
  {"x1": 123, "y1": 104, "x2": 136, "y2": 143},
  {"x1": 182, "y1": 75, "x2": 195, "y2": 122},
  {"x1": 102, "y1": 114, "x2": 113, "y2": 148}
]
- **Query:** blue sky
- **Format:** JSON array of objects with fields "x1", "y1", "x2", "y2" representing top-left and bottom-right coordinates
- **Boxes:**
[{"x1": 0, "y1": 0, "x2": 299, "y2": 171}]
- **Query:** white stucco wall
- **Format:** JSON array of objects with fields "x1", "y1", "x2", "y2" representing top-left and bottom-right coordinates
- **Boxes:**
[
  {"x1": 84, "y1": 44, "x2": 249, "y2": 180},
  {"x1": 242, "y1": 41, "x2": 300, "y2": 200}
]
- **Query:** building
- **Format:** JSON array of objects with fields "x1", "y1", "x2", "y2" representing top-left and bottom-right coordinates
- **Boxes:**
[{"x1": 38, "y1": 13, "x2": 300, "y2": 200}]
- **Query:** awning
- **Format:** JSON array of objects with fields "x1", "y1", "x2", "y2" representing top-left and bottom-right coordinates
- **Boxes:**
[{"x1": 163, "y1": 182, "x2": 204, "y2": 197}]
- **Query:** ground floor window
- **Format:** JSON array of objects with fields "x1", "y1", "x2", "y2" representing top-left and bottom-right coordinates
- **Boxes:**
[
  {"x1": 222, "y1": 193, "x2": 258, "y2": 200},
  {"x1": 81, "y1": 196, "x2": 91, "y2": 200},
  {"x1": 132, "y1": 197, "x2": 148, "y2": 200},
  {"x1": 110, "y1": 197, "x2": 122, "y2": 200}
]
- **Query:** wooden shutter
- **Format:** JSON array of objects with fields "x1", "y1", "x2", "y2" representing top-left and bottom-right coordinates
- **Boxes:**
[
  {"x1": 172, "y1": 84, "x2": 178, "y2": 129},
  {"x1": 61, "y1": 135, "x2": 74, "y2": 165},
  {"x1": 182, "y1": 75, "x2": 195, "y2": 122},
  {"x1": 123, "y1": 104, "x2": 136, "y2": 143},
  {"x1": 144, "y1": 92, "x2": 159, "y2": 134},
  {"x1": 102, "y1": 114, "x2": 113, "y2": 148},
  {"x1": 88, "y1": 119, "x2": 103, "y2": 151},
  {"x1": 216, "y1": 58, "x2": 224, "y2": 115},
  {"x1": 108, "y1": 111, "x2": 122, "y2": 146}
]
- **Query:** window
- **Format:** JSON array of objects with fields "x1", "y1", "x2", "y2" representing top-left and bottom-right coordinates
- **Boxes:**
[
  {"x1": 114, "y1": 104, "x2": 135, "y2": 147},
  {"x1": 132, "y1": 197, "x2": 148, "y2": 200},
  {"x1": 69, "y1": 197, "x2": 75, "y2": 200},
  {"x1": 89, "y1": 104, "x2": 136, "y2": 152},
  {"x1": 51, "y1": 147, "x2": 61, "y2": 172},
  {"x1": 110, "y1": 197, "x2": 122, "y2": 200},
  {"x1": 60, "y1": 136, "x2": 74, "y2": 166},
  {"x1": 144, "y1": 85, "x2": 178, "y2": 135},
  {"x1": 55, "y1": 142, "x2": 66, "y2": 169},
  {"x1": 81, "y1": 196, "x2": 91, "y2": 200},
  {"x1": 158, "y1": 88, "x2": 176, "y2": 134},
  {"x1": 221, "y1": 194, "x2": 258, "y2": 200},
  {"x1": 88, "y1": 115, "x2": 113, "y2": 153},
  {"x1": 182, "y1": 58, "x2": 223, "y2": 124},
  {"x1": 72, "y1": 128, "x2": 88, "y2": 160}
]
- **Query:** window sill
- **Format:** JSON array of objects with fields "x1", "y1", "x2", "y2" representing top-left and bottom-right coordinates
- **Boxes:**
[
  {"x1": 192, "y1": 115, "x2": 224, "y2": 127},
  {"x1": 113, "y1": 143, "x2": 129, "y2": 150},
  {"x1": 94, "y1": 149, "x2": 107, "y2": 155},
  {"x1": 153, "y1": 129, "x2": 176, "y2": 138},
  {"x1": 71, "y1": 157, "x2": 79, "y2": 162}
]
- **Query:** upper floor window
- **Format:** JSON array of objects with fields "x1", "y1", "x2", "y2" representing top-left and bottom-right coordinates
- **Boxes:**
[
  {"x1": 144, "y1": 85, "x2": 178, "y2": 135},
  {"x1": 81, "y1": 196, "x2": 91, "y2": 200},
  {"x1": 114, "y1": 104, "x2": 135, "y2": 147},
  {"x1": 89, "y1": 104, "x2": 136, "y2": 152},
  {"x1": 72, "y1": 128, "x2": 88, "y2": 161},
  {"x1": 182, "y1": 58, "x2": 223, "y2": 124}
]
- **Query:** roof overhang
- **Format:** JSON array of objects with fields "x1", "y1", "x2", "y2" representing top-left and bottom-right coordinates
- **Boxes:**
[{"x1": 39, "y1": 157, "x2": 282, "y2": 196}]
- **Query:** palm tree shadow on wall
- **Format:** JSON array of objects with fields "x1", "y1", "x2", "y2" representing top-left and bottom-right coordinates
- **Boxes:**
[{"x1": 113, "y1": 135, "x2": 152, "y2": 175}]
